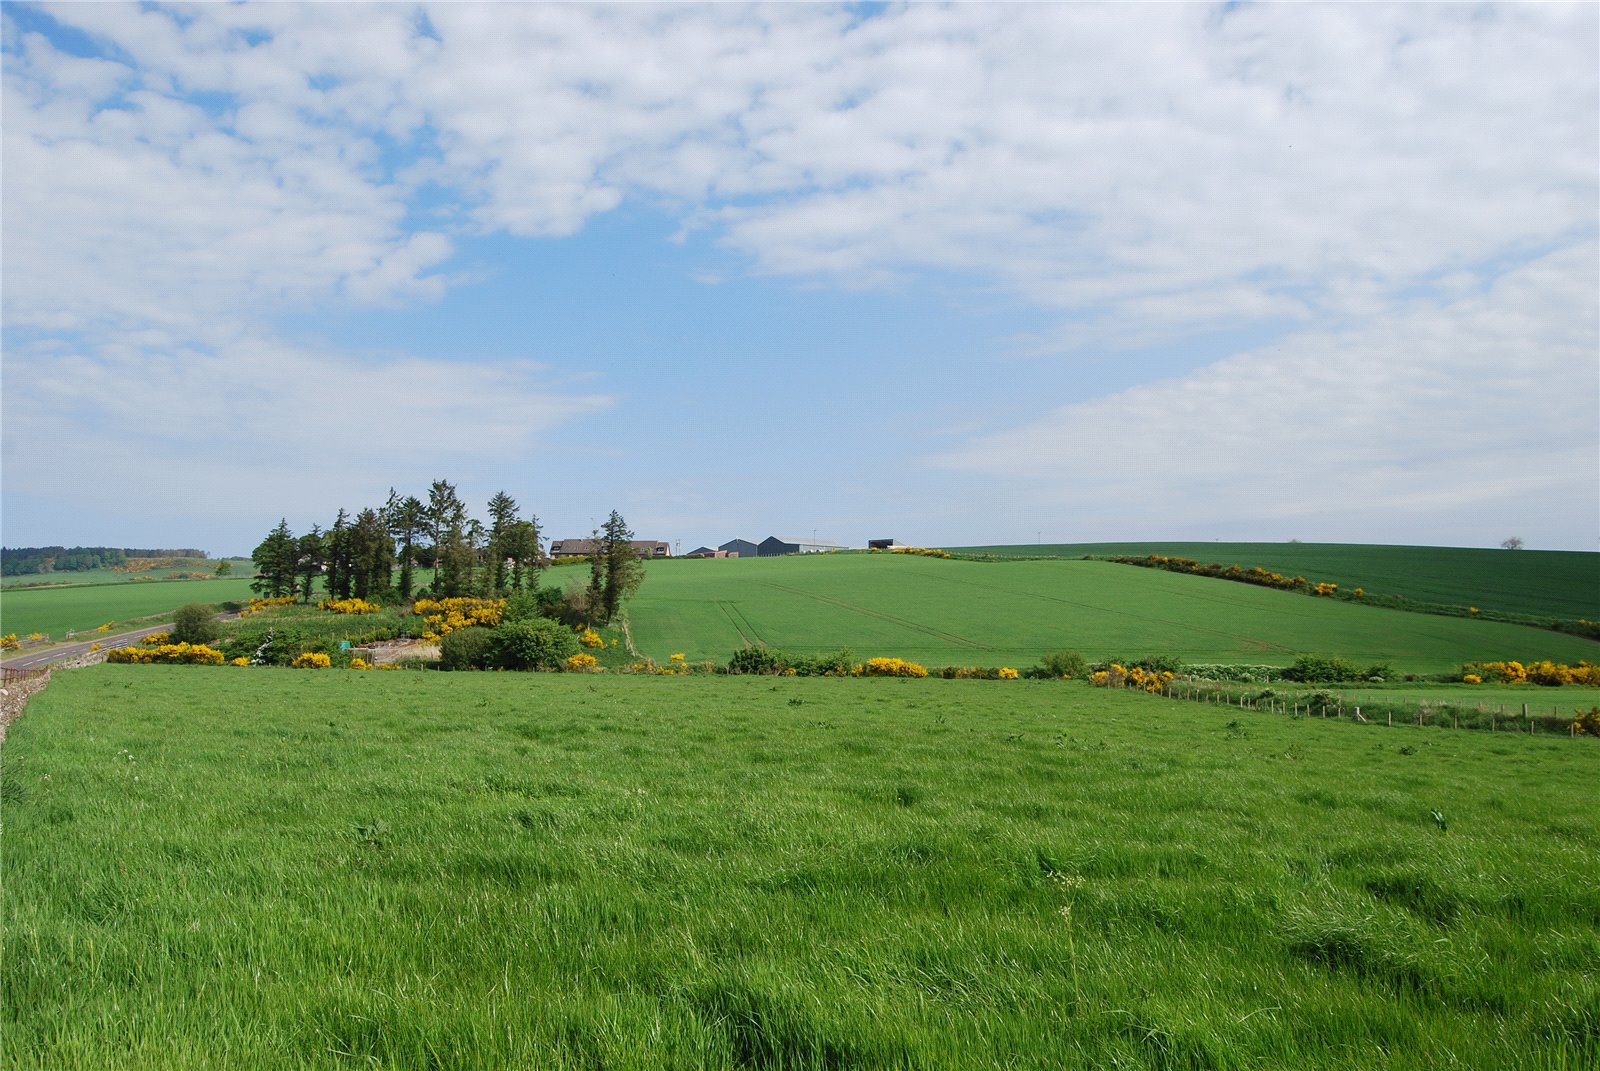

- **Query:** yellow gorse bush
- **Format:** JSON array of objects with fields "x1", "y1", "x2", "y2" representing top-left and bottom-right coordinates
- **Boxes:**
[
  {"x1": 1464, "y1": 660, "x2": 1600, "y2": 686},
  {"x1": 0, "y1": 634, "x2": 18, "y2": 651},
  {"x1": 26, "y1": 632, "x2": 46, "y2": 643},
  {"x1": 290, "y1": 652, "x2": 332, "y2": 669},
  {"x1": 861, "y1": 657, "x2": 928, "y2": 678},
  {"x1": 565, "y1": 653, "x2": 599, "y2": 672},
  {"x1": 888, "y1": 546, "x2": 952, "y2": 559},
  {"x1": 142, "y1": 632, "x2": 172, "y2": 646},
  {"x1": 1312, "y1": 582, "x2": 1339, "y2": 597},
  {"x1": 348, "y1": 657, "x2": 373, "y2": 670},
  {"x1": 241, "y1": 596, "x2": 297, "y2": 617},
  {"x1": 998, "y1": 667, "x2": 1020, "y2": 680},
  {"x1": 318, "y1": 597, "x2": 382, "y2": 615},
  {"x1": 413, "y1": 597, "x2": 504, "y2": 637},
  {"x1": 1090, "y1": 664, "x2": 1174, "y2": 694},
  {"x1": 106, "y1": 643, "x2": 225, "y2": 666},
  {"x1": 578, "y1": 628, "x2": 604, "y2": 649},
  {"x1": 231, "y1": 657, "x2": 250, "y2": 667}
]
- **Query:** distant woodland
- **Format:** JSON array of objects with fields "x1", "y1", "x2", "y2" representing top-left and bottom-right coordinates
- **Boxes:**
[{"x1": 1, "y1": 547, "x2": 209, "y2": 576}]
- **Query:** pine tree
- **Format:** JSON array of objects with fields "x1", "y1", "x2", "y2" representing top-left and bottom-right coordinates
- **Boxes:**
[{"x1": 251, "y1": 519, "x2": 297, "y2": 598}]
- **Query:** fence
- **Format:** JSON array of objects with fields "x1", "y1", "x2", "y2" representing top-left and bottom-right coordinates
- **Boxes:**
[{"x1": 1155, "y1": 680, "x2": 1594, "y2": 738}]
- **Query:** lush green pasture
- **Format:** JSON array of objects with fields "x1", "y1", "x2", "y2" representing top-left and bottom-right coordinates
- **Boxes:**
[
  {"x1": 0, "y1": 559, "x2": 253, "y2": 591},
  {"x1": 0, "y1": 576, "x2": 259, "y2": 640},
  {"x1": 2, "y1": 666, "x2": 1594, "y2": 1070},
  {"x1": 629, "y1": 555, "x2": 1600, "y2": 675},
  {"x1": 955, "y1": 542, "x2": 1600, "y2": 621}
]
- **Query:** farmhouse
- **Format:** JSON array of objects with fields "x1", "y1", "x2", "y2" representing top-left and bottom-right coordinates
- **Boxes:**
[
  {"x1": 758, "y1": 536, "x2": 845, "y2": 557},
  {"x1": 549, "y1": 539, "x2": 671, "y2": 559},
  {"x1": 718, "y1": 539, "x2": 759, "y2": 558}
]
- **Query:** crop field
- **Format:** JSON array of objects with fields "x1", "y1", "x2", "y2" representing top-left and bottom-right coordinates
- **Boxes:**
[
  {"x1": 0, "y1": 576, "x2": 259, "y2": 641},
  {"x1": 954, "y1": 542, "x2": 1600, "y2": 621},
  {"x1": 626, "y1": 554, "x2": 1600, "y2": 676},
  {"x1": 3, "y1": 666, "x2": 1595, "y2": 1070},
  {"x1": 0, "y1": 560, "x2": 255, "y2": 591}
]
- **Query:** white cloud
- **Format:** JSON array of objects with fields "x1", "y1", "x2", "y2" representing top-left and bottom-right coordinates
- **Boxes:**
[
  {"x1": 930, "y1": 243, "x2": 1599, "y2": 548},
  {"x1": 2, "y1": 3, "x2": 1595, "y2": 550},
  {"x1": 0, "y1": 332, "x2": 612, "y2": 531}
]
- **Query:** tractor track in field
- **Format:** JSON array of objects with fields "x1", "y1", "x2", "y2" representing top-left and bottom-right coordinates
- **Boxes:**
[
  {"x1": 757, "y1": 582, "x2": 993, "y2": 650},
  {"x1": 717, "y1": 602, "x2": 763, "y2": 648}
]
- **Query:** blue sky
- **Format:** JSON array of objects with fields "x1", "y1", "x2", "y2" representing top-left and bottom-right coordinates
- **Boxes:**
[{"x1": 3, "y1": 2, "x2": 1596, "y2": 556}]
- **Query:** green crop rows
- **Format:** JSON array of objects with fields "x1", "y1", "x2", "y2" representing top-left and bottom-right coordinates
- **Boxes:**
[{"x1": 625, "y1": 554, "x2": 1599, "y2": 676}]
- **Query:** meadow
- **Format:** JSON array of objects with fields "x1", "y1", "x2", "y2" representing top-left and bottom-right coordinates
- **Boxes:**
[
  {"x1": 3, "y1": 666, "x2": 1595, "y2": 1070},
  {"x1": 954, "y1": 542, "x2": 1600, "y2": 621},
  {"x1": 625, "y1": 554, "x2": 1600, "y2": 676},
  {"x1": 0, "y1": 575, "x2": 260, "y2": 641}
]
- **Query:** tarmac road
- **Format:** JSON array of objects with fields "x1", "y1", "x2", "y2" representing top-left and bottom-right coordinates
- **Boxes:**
[{"x1": 1, "y1": 613, "x2": 241, "y2": 674}]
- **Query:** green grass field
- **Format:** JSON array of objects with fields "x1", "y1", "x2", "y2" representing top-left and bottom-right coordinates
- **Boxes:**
[
  {"x1": 4, "y1": 666, "x2": 1595, "y2": 1069},
  {"x1": 954, "y1": 542, "x2": 1600, "y2": 621},
  {"x1": 0, "y1": 576, "x2": 259, "y2": 641},
  {"x1": 627, "y1": 555, "x2": 1600, "y2": 675},
  {"x1": 0, "y1": 559, "x2": 253, "y2": 591}
]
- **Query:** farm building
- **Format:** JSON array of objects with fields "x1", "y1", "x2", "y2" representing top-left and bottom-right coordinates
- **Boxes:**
[
  {"x1": 549, "y1": 539, "x2": 671, "y2": 559},
  {"x1": 758, "y1": 536, "x2": 845, "y2": 557},
  {"x1": 718, "y1": 539, "x2": 759, "y2": 558},
  {"x1": 867, "y1": 538, "x2": 900, "y2": 550},
  {"x1": 683, "y1": 547, "x2": 729, "y2": 559}
]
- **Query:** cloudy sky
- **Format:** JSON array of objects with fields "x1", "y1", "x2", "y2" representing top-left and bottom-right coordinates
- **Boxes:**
[{"x1": 3, "y1": 2, "x2": 1595, "y2": 556}]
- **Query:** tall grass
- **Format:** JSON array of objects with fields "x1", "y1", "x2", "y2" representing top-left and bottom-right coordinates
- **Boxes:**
[{"x1": 4, "y1": 666, "x2": 1595, "y2": 1069}]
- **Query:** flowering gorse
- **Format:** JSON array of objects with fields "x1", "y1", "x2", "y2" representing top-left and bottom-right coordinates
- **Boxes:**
[
  {"x1": 1463, "y1": 660, "x2": 1600, "y2": 686},
  {"x1": 107, "y1": 643, "x2": 225, "y2": 665},
  {"x1": 318, "y1": 598, "x2": 382, "y2": 615},
  {"x1": 565, "y1": 653, "x2": 599, "y2": 672},
  {"x1": 578, "y1": 628, "x2": 604, "y2": 649},
  {"x1": 241, "y1": 596, "x2": 297, "y2": 617},
  {"x1": 861, "y1": 657, "x2": 928, "y2": 678},
  {"x1": 413, "y1": 597, "x2": 504, "y2": 637},
  {"x1": 290, "y1": 652, "x2": 332, "y2": 669}
]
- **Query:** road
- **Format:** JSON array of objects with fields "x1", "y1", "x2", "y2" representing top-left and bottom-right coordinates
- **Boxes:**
[{"x1": 1, "y1": 613, "x2": 241, "y2": 674}]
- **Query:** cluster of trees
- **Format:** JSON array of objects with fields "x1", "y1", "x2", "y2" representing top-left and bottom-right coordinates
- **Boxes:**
[
  {"x1": 1, "y1": 546, "x2": 208, "y2": 576},
  {"x1": 249, "y1": 481, "x2": 645, "y2": 623}
]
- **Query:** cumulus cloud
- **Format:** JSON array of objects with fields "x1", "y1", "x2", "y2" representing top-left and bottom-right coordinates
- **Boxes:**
[
  {"x1": 930, "y1": 242, "x2": 1599, "y2": 548},
  {"x1": 2, "y1": 3, "x2": 1594, "y2": 548}
]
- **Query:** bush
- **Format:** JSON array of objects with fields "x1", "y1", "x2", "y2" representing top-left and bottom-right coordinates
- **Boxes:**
[
  {"x1": 440, "y1": 626, "x2": 496, "y2": 671},
  {"x1": 489, "y1": 618, "x2": 578, "y2": 671},
  {"x1": 171, "y1": 603, "x2": 220, "y2": 645},
  {"x1": 1283, "y1": 654, "x2": 1361, "y2": 684},
  {"x1": 1037, "y1": 650, "x2": 1087, "y2": 679},
  {"x1": 728, "y1": 647, "x2": 788, "y2": 675}
]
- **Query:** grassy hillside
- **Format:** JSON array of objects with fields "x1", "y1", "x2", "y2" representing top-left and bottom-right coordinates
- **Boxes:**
[
  {"x1": 0, "y1": 576, "x2": 259, "y2": 640},
  {"x1": 4, "y1": 666, "x2": 1594, "y2": 1070},
  {"x1": 954, "y1": 542, "x2": 1600, "y2": 621},
  {"x1": 627, "y1": 554, "x2": 1600, "y2": 675}
]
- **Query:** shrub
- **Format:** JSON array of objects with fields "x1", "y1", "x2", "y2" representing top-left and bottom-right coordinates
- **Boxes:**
[
  {"x1": 171, "y1": 603, "x2": 220, "y2": 645},
  {"x1": 1571, "y1": 707, "x2": 1600, "y2": 736},
  {"x1": 440, "y1": 626, "x2": 496, "y2": 671},
  {"x1": 490, "y1": 618, "x2": 579, "y2": 671},
  {"x1": 1284, "y1": 654, "x2": 1361, "y2": 684},
  {"x1": 1037, "y1": 650, "x2": 1088, "y2": 679},
  {"x1": 106, "y1": 642, "x2": 225, "y2": 665},
  {"x1": 565, "y1": 653, "x2": 599, "y2": 672},
  {"x1": 862, "y1": 657, "x2": 927, "y2": 678},
  {"x1": 728, "y1": 647, "x2": 787, "y2": 675},
  {"x1": 290, "y1": 652, "x2": 332, "y2": 669},
  {"x1": 578, "y1": 628, "x2": 604, "y2": 649}
]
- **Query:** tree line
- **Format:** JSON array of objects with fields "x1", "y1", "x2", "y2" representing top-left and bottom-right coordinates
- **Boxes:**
[
  {"x1": 2, "y1": 546, "x2": 210, "y2": 576},
  {"x1": 249, "y1": 480, "x2": 644, "y2": 623}
]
